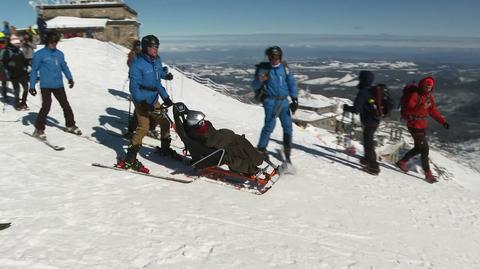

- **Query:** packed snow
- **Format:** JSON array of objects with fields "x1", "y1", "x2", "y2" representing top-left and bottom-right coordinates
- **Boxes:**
[
  {"x1": 46, "y1": 16, "x2": 109, "y2": 29},
  {"x1": 1, "y1": 38, "x2": 480, "y2": 269}
]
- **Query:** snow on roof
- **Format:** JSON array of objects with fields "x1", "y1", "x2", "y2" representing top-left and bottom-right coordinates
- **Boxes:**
[
  {"x1": 298, "y1": 90, "x2": 337, "y2": 109},
  {"x1": 46, "y1": 16, "x2": 108, "y2": 29}
]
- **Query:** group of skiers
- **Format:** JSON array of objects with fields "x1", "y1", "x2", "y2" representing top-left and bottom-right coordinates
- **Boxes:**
[
  {"x1": 2, "y1": 23, "x2": 449, "y2": 182},
  {"x1": 1, "y1": 21, "x2": 38, "y2": 110},
  {"x1": 344, "y1": 72, "x2": 449, "y2": 182},
  {"x1": 1, "y1": 25, "x2": 81, "y2": 138},
  {"x1": 115, "y1": 39, "x2": 301, "y2": 177}
]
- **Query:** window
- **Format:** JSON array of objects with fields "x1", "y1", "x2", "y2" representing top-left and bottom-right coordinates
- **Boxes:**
[{"x1": 113, "y1": 27, "x2": 120, "y2": 38}]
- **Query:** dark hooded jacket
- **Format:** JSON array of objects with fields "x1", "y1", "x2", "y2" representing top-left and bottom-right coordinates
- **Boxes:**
[
  {"x1": 186, "y1": 120, "x2": 264, "y2": 175},
  {"x1": 344, "y1": 70, "x2": 379, "y2": 125}
]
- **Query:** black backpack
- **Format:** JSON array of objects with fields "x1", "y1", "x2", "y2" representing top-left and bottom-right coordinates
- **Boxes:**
[{"x1": 367, "y1": 84, "x2": 394, "y2": 117}]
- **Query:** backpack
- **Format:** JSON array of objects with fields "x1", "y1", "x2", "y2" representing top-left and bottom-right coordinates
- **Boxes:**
[
  {"x1": 367, "y1": 84, "x2": 394, "y2": 117},
  {"x1": 253, "y1": 61, "x2": 289, "y2": 103},
  {"x1": 400, "y1": 84, "x2": 419, "y2": 120}
]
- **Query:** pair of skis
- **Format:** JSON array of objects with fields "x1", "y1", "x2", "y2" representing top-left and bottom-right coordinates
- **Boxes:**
[
  {"x1": 23, "y1": 131, "x2": 65, "y2": 151},
  {"x1": 91, "y1": 155, "x2": 290, "y2": 195}
]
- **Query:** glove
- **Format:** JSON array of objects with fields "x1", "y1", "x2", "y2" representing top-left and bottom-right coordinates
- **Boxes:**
[
  {"x1": 29, "y1": 88, "x2": 37, "y2": 96},
  {"x1": 289, "y1": 97, "x2": 298, "y2": 114},
  {"x1": 68, "y1": 79, "x2": 74, "y2": 88},
  {"x1": 162, "y1": 97, "x2": 174, "y2": 107},
  {"x1": 443, "y1": 122, "x2": 450, "y2": 130},
  {"x1": 139, "y1": 101, "x2": 154, "y2": 112},
  {"x1": 163, "y1": 66, "x2": 169, "y2": 73},
  {"x1": 165, "y1": 73, "x2": 174, "y2": 81}
]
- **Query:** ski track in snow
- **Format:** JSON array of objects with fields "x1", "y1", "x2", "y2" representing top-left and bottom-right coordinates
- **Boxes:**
[{"x1": 1, "y1": 38, "x2": 480, "y2": 268}]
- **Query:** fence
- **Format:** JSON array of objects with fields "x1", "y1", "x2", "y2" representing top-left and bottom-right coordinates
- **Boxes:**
[{"x1": 171, "y1": 66, "x2": 252, "y2": 104}]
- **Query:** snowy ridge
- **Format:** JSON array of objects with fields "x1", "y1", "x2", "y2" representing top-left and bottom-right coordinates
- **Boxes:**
[{"x1": 1, "y1": 38, "x2": 480, "y2": 268}]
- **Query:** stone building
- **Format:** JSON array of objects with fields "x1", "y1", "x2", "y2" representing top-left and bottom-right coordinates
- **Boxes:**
[{"x1": 36, "y1": 0, "x2": 139, "y2": 48}]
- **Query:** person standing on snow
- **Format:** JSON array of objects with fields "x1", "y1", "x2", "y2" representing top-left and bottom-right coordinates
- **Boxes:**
[
  {"x1": 125, "y1": 39, "x2": 157, "y2": 138},
  {"x1": 36, "y1": 16, "x2": 47, "y2": 44},
  {"x1": 343, "y1": 71, "x2": 381, "y2": 175},
  {"x1": 2, "y1": 35, "x2": 29, "y2": 110},
  {"x1": 29, "y1": 31, "x2": 81, "y2": 139},
  {"x1": 21, "y1": 33, "x2": 37, "y2": 68},
  {"x1": 0, "y1": 32, "x2": 8, "y2": 99},
  {"x1": 252, "y1": 46, "x2": 298, "y2": 163},
  {"x1": 396, "y1": 77, "x2": 449, "y2": 182},
  {"x1": 116, "y1": 34, "x2": 175, "y2": 173}
]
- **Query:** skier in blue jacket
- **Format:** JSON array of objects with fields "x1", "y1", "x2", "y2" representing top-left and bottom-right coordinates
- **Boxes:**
[
  {"x1": 116, "y1": 35, "x2": 174, "y2": 173},
  {"x1": 252, "y1": 46, "x2": 298, "y2": 163},
  {"x1": 29, "y1": 31, "x2": 81, "y2": 139}
]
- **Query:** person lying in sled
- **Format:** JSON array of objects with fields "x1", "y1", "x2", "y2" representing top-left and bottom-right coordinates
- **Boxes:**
[{"x1": 183, "y1": 110, "x2": 265, "y2": 176}]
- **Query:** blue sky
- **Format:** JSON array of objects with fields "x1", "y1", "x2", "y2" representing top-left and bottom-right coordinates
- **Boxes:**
[{"x1": 3, "y1": 0, "x2": 480, "y2": 37}]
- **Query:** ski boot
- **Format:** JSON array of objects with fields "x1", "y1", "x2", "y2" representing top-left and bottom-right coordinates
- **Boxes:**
[
  {"x1": 257, "y1": 147, "x2": 270, "y2": 162},
  {"x1": 283, "y1": 133, "x2": 293, "y2": 164},
  {"x1": 424, "y1": 170, "x2": 437, "y2": 183},
  {"x1": 396, "y1": 160, "x2": 409, "y2": 173},
  {"x1": 15, "y1": 102, "x2": 29, "y2": 111},
  {"x1": 157, "y1": 137, "x2": 176, "y2": 156},
  {"x1": 33, "y1": 129, "x2": 47, "y2": 140},
  {"x1": 65, "y1": 125, "x2": 82, "y2": 135},
  {"x1": 116, "y1": 159, "x2": 150, "y2": 174},
  {"x1": 365, "y1": 165, "x2": 380, "y2": 176}
]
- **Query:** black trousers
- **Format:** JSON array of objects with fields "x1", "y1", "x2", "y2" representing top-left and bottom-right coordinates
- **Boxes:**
[
  {"x1": 35, "y1": 88, "x2": 76, "y2": 131},
  {"x1": 401, "y1": 127, "x2": 430, "y2": 171},
  {"x1": 12, "y1": 79, "x2": 29, "y2": 104},
  {"x1": 363, "y1": 124, "x2": 379, "y2": 169}
]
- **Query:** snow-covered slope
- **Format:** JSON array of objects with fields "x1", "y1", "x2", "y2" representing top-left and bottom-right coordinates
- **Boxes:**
[{"x1": 1, "y1": 38, "x2": 480, "y2": 269}]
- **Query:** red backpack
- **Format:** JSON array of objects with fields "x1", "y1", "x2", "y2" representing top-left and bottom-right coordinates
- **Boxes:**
[{"x1": 400, "y1": 84, "x2": 420, "y2": 120}]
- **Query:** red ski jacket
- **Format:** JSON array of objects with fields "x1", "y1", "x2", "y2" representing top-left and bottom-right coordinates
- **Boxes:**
[{"x1": 404, "y1": 77, "x2": 446, "y2": 129}]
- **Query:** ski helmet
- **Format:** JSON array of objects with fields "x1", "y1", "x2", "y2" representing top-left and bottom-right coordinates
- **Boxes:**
[
  {"x1": 185, "y1": 110, "x2": 206, "y2": 128},
  {"x1": 141, "y1": 35, "x2": 160, "y2": 52},
  {"x1": 265, "y1": 46, "x2": 283, "y2": 60},
  {"x1": 45, "y1": 30, "x2": 60, "y2": 44}
]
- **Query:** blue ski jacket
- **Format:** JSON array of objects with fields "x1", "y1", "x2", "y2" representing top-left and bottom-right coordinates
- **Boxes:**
[
  {"x1": 129, "y1": 53, "x2": 169, "y2": 105},
  {"x1": 29, "y1": 47, "x2": 73, "y2": 89},
  {"x1": 252, "y1": 62, "x2": 297, "y2": 99}
]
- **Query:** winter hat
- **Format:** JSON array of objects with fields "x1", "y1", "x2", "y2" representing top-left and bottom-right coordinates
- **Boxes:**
[
  {"x1": 419, "y1": 77, "x2": 435, "y2": 89},
  {"x1": 357, "y1": 70, "x2": 375, "y2": 89},
  {"x1": 10, "y1": 34, "x2": 20, "y2": 45}
]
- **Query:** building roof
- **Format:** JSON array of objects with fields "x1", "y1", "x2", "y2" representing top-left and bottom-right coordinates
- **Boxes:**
[
  {"x1": 47, "y1": 16, "x2": 108, "y2": 29},
  {"x1": 298, "y1": 90, "x2": 336, "y2": 109},
  {"x1": 37, "y1": 1, "x2": 137, "y2": 16}
]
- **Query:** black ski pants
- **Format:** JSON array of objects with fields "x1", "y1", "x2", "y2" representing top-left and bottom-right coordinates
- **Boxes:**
[
  {"x1": 12, "y1": 79, "x2": 29, "y2": 105},
  {"x1": 401, "y1": 127, "x2": 430, "y2": 172},
  {"x1": 35, "y1": 88, "x2": 76, "y2": 131},
  {"x1": 363, "y1": 124, "x2": 379, "y2": 170}
]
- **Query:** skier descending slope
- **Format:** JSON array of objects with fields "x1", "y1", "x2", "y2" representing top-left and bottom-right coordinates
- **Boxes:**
[
  {"x1": 116, "y1": 35, "x2": 174, "y2": 173},
  {"x1": 396, "y1": 77, "x2": 450, "y2": 182},
  {"x1": 28, "y1": 30, "x2": 81, "y2": 139}
]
